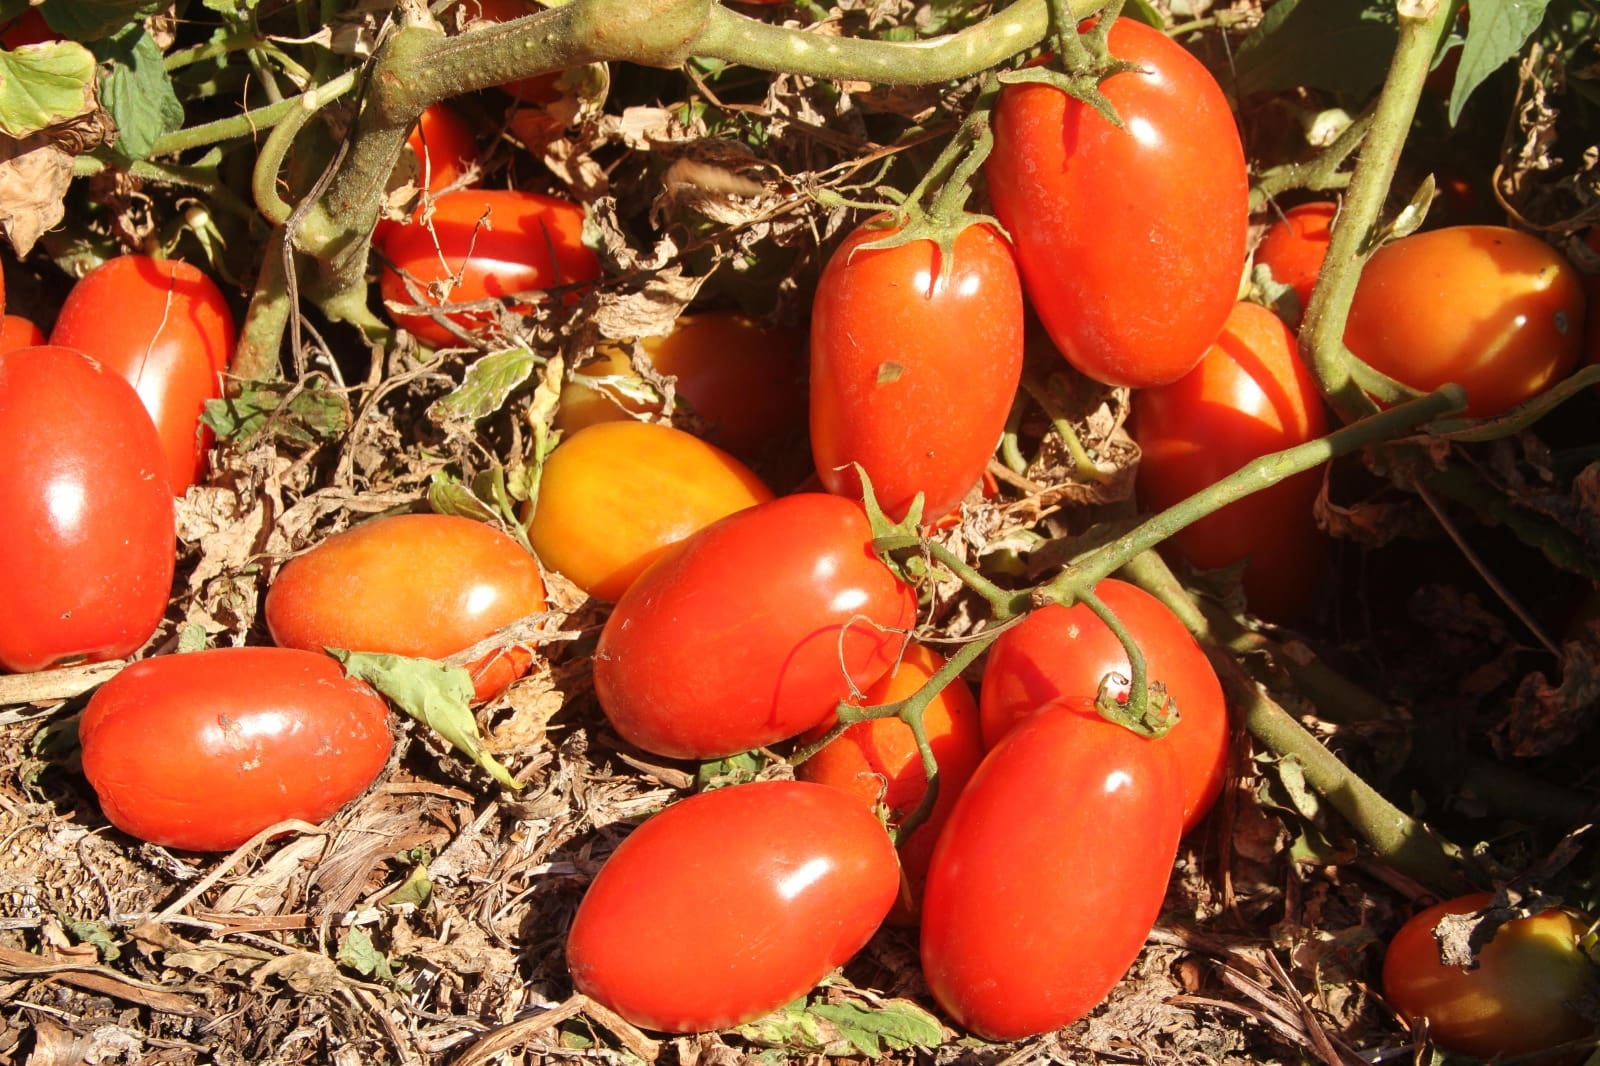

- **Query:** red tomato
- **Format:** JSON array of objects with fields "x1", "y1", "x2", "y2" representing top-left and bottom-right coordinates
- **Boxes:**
[
  {"x1": 1383, "y1": 892, "x2": 1599, "y2": 1058},
  {"x1": 593, "y1": 493, "x2": 917, "y2": 760},
  {"x1": 407, "y1": 103, "x2": 477, "y2": 195},
  {"x1": 0, "y1": 346, "x2": 174, "y2": 673},
  {"x1": 0, "y1": 315, "x2": 43, "y2": 352},
  {"x1": 920, "y1": 696, "x2": 1182, "y2": 1040},
  {"x1": 1131, "y1": 300, "x2": 1330, "y2": 621},
  {"x1": 980, "y1": 579, "x2": 1227, "y2": 835},
  {"x1": 1345, "y1": 225, "x2": 1585, "y2": 417},
  {"x1": 1255, "y1": 201, "x2": 1337, "y2": 308},
  {"x1": 456, "y1": 0, "x2": 565, "y2": 103},
  {"x1": 78, "y1": 647, "x2": 393, "y2": 852},
  {"x1": 0, "y1": 9, "x2": 57, "y2": 48},
  {"x1": 49, "y1": 256, "x2": 236, "y2": 493},
  {"x1": 567, "y1": 780, "x2": 899, "y2": 1033},
  {"x1": 378, "y1": 189, "x2": 601, "y2": 347},
  {"x1": 810, "y1": 219, "x2": 1024, "y2": 522},
  {"x1": 264, "y1": 514, "x2": 546, "y2": 702},
  {"x1": 986, "y1": 19, "x2": 1248, "y2": 387},
  {"x1": 528, "y1": 420, "x2": 773, "y2": 602}
]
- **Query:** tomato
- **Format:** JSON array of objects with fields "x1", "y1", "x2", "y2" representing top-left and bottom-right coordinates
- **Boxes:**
[
  {"x1": 0, "y1": 9, "x2": 57, "y2": 49},
  {"x1": 0, "y1": 346, "x2": 174, "y2": 673},
  {"x1": 795, "y1": 643, "x2": 985, "y2": 922},
  {"x1": 1383, "y1": 892, "x2": 1599, "y2": 1058},
  {"x1": 456, "y1": 0, "x2": 565, "y2": 103},
  {"x1": 528, "y1": 420, "x2": 773, "y2": 601},
  {"x1": 1345, "y1": 225, "x2": 1585, "y2": 417},
  {"x1": 920, "y1": 696, "x2": 1182, "y2": 1040},
  {"x1": 1255, "y1": 201, "x2": 1337, "y2": 309},
  {"x1": 567, "y1": 780, "x2": 899, "y2": 1033},
  {"x1": 407, "y1": 103, "x2": 476, "y2": 195},
  {"x1": 986, "y1": 19, "x2": 1248, "y2": 388},
  {"x1": 0, "y1": 315, "x2": 43, "y2": 352},
  {"x1": 593, "y1": 493, "x2": 917, "y2": 760},
  {"x1": 980, "y1": 578, "x2": 1226, "y2": 835},
  {"x1": 49, "y1": 255, "x2": 236, "y2": 494},
  {"x1": 264, "y1": 514, "x2": 546, "y2": 702},
  {"x1": 1131, "y1": 300, "x2": 1330, "y2": 621},
  {"x1": 377, "y1": 189, "x2": 602, "y2": 348},
  {"x1": 78, "y1": 647, "x2": 393, "y2": 852},
  {"x1": 810, "y1": 219, "x2": 1023, "y2": 522}
]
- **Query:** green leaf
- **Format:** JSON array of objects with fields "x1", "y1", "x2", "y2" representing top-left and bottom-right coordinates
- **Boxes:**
[
  {"x1": 40, "y1": 0, "x2": 169, "y2": 43},
  {"x1": 332, "y1": 650, "x2": 523, "y2": 791},
  {"x1": 430, "y1": 345, "x2": 541, "y2": 426},
  {"x1": 1120, "y1": 0, "x2": 1166, "y2": 30},
  {"x1": 737, "y1": 998, "x2": 945, "y2": 1056},
  {"x1": 427, "y1": 472, "x2": 502, "y2": 525},
  {"x1": 92, "y1": 26, "x2": 183, "y2": 160},
  {"x1": 0, "y1": 42, "x2": 98, "y2": 138},
  {"x1": 1449, "y1": 0, "x2": 1551, "y2": 125},
  {"x1": 66, "y1": 920, "x2": 120, "y2": 962},
  {"x1": 381, "y1": 863, "x2": 433, "y2": 908},
  {"x1": 1233, "y1": 0, "x2": 1398, "y2": 98},
  {"x1": 201, "y1": 380, "x2": 351, "y2": 444},
  {"x1": 694, "y1": 750, "x2": 766, "y2": 791},
  {"x1": 337, "y1": 926, "x2": 395, "y2": 982}
]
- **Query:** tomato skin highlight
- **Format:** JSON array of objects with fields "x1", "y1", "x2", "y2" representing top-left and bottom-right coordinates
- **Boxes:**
[
  {"x1": 1255, "y1": 201, "x2": 1337, "y2": 308},
  {"x1": 78, "y1": 647, "x2": 393, "y2": 852},
  {"x1": 809, "y1": 219, "x2": 1024, "y2": 521},
  {"x1": 986, "y1": 19, "x2": 1248, "y2": 388},
  {"x1": 920, "y1": 696, "x2": 1182, "y2": 1041},
  {"x1": 567, "y1": 779, "x2": 899, "y2": 1033},
  {"x1": 593, "y1": 493, "x2": 917, "y2": 760},
  {"x1": 0, "y1": 346, "x2": 175, "y2": 673}
]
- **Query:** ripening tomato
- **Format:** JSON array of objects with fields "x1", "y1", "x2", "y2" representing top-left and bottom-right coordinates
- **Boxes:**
[
  {"x1": 920, "y1": 696, "x2": 1182, "y2": 1041},
  {"x1": 810, "y1": 219, "x2": 1024, "y2": 522},
  {"x1": 1383, "y1": 892, "x2": 1600, "y2": 1058},
  {"x1": 50, "y1": 255, "x2": 236, "y2": 493},
  {"x1": 78, "y1": 647, "x2": 393, "y2": 852},
  {"x1": 980, "y1": 579, "x2": 1227, "y2": 835},
  {"x1": 264, "y1": 514, "x2": 546, "y2": 702},
  {"x1": 1345, "y1": 226, "x2": 1585, "y2": 417},
  {"x1": 986, "y1": 19, "x2": 1248, "y2": 387},
  {"x1": 1132, "y1": 301, "x2": 1330, "y2": 621},
  {"x1": 377, "y1": 189, "x2": 602, "y2": 347},
  {"x1": 528, "y1": 420, "x2": 773, "y2": 601},
  {"x1": 567, "y1": 780, "x2": 900, "y2": 1033},
  {"x1": 593, "y1": 493, "x2": 917, "y2": 760},
  {"x1": 1256, "y1": 201, "x2": 1337, "y2": 309},
  {"x1": 0, "y1": 346, "x2": 174, "y2": 673},
  {"x1": 456, "y1": 0, "x2": 565, "y2": 103},
  {"x1": 0, "y1": 315, "x2": 43, "y2": 352}
]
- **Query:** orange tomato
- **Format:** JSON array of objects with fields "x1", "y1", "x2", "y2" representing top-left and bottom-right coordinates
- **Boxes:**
[{"x1": 0, "y1": 315, "x2": 43, "y2": 353}]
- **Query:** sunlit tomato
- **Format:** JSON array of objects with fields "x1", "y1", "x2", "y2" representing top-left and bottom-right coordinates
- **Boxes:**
[
  {"x1": 49, "y1": 255, "x2": 236, "y2": 493},
  {"x1": 1131, "y1": 301, "x2": 1330, "y2": 621},
  {"x1": 1345, "y1": 226, "x2": 1585, "y2": 417},
  {"x1": 795, "y1": 643, "x2": 984, "y2": 922},
  {"x1": 0, "y1": 315, "x2": 43, "y2": 352},
  {"x1": 986, "y1": 19, "x2": 1248, "y2": 387},
  {"x1": 1383, "y1": 892, "x2": 1599, "y2": 1058},
  {"x1": 264, "y1": 514, "x2": 546, "y2": 702},
  {"x1": 0, "y1": 346, "x2": 174, "y2": 673},
  {"x1": 810, "y1": 219, "x2": 1023, "y2": 522},
  {"x1": 407, "y1": 103, "x2": 477, "y2": 194},
  {"x1": 920, "y1": 696, "x2": 1182, "y2": 1041},
  {"x1": 457, "y1": 0, "x2": 564, "y2": 103},
  {"x1": 567, "y1": 780, "x2": 899, "y2": 1033},
  {"x1": 528, "y1": 420, "x2": 773, "y2": 601},
  {"x1": 593, "y1": 493, "x2": 917, "y2": 760},
  {"x1": 1256, "y1": 201, "x2": 1337, "y2": 308},
  {"x1": 980, "y1": 579, "x2": 1226, "y2": 835},
  {"x1": 377, "y1": 189, "x2": 601, "y2": 347},
  {"x1": 78, "y1": 647, "x2": 393, "y2": 852}
]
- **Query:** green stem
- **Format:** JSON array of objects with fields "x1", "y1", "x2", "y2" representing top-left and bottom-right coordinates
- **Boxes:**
[
  {"x1": 872, "y1": 533, "x2": 1017, "y2": 618},
  {"x1": 252, "y1": 82, "x2": 329, "y2": 225},
  {"x1": 1076, "y1": 587, "x2": 1160, "y2": 730},
  {"x1": 1020, "y1": 371, "x2": 1109, "y2": 484},
  {"x1": 151, "y1": 69, "x2": 359, "y2": 157},
  {"x1": 165, "y1": 29, "x2": 262, "y2": 71},
  {"x1": 73, "y1": 156, "x2": 256, "y2": 221},
  {"x1": 1249, "y1": 108, "x2": 1374, "y2": 211},
  {"x1": 230, "y1": 230, "x2": 294, "y2": 381}
]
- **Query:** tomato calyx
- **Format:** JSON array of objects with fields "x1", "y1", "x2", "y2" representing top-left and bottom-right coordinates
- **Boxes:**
[{"x1": 996, "y1": 1, "x2": 1143, "y2": 132}]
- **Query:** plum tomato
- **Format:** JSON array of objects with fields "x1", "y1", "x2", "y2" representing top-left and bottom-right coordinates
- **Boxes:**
[
  {"x1": 1383, "y1": 892, "x2": 1599, "y2": 1058},
  {"x1": 0, "y1": 346, "x2": 175, "y2": 673},
  {"x1": 407, "y1": 103, "x2": 477, "y2": 195},
  {"x1": 528, "y1": 420, "x2": 773, "y2": 601},
  {"x1": 49, "y1": 255, "x2": 236, "y2": 494},
  {"x1": 78, "y1": 647, "x2": 393, "y2": 852},
  {"x1": 980, "y1": 579, "x2": 1227, "y2": 835},
  {"x1": 1131, "y1": 300, "x2": 1330, "y2": 621},
  {"x1": 0, "y1": 315, "x2": 43, "y2": 352},
  {"x1": 1255, "y1": 201, "x2": 1338, "y2": 309},
  {"x1": 986, "y1": 18, "x2": 1248, "y2": 388},
  {"x1": 265, "y1": 514, "x2": 546, "y2": 702},
  {"x1": 566, "y1": 780, "x2": 900, "y2": 1033},
  {"x1": 455, "y1": 0, "x2": 565, "y2": 103},
  {"x1": 809, "y1": 218, "x2": 1023, "y2": 522},
  {"x1": 593, "y1": 493, "x2": 917, "y2": 760},
  {"x1": 1345, "y1": 225, "x2": 1585, "y2": 417},
  {"x1": 920, "y1": 696, "x2": 1183, "y2": 1041}
]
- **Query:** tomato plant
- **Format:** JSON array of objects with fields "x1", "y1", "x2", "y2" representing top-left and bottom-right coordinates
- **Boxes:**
[
  {"x1": 527, "y1": 420, "x2": 773, "y2": 601},
  {"x1": 1383, "y1": 892, "x2": 1599, "y2": 1058},
  {"x1": 456, "y1": 0, "x2": 565, "y2": 103},
  {"x1": 1255, "y1": 201, "x2": 1338, "y2": 309},
  {"x1": 566, "y1": 779, "x2": 899, "y2": 1033},
  {"x1": 920, "y1": 696, "x2": 1182, "y2": 1041},
  {"x1": 0, "y1": 315, "x2": 42, "y2": 353},
  {"x1": 593, "y1": 493, "x2": 917, "y2": 760},
  {"x1": 1344, "y1": 225, "x2": 1585, "y2": 417},
  {"x1": 0, "y1": 346, "x2": 174, "y2": 674},
  {"x1": 985, "y1": 18, "x2": 1248, "y2": 388},
  {"x1": 1131, "y1": 300, "x2": 1330, "y2": 621},
  {"x1": 49, "y1": 255, "x2": 236, "y2": 494},
  {"x1": 810, "y1": 218, "x2": 1023, "y2": 522},
  {"x1": 78, "y1": 647, "x2": 393, "y2": 852}
]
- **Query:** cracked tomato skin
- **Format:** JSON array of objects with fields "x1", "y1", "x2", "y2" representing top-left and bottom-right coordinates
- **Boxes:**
[
  {"x1": 78, "y1": 647, "x2": 393, "y2": 852},
  {"x1": 593, "y1": 493, "x2": 917, "y2": 760},
  {"x1": 567, "y1": 780, "x2": 900, "y2": 1033},
  {"x1": 986, "y1": 18, "x2": 1248, "y2": 388}
]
